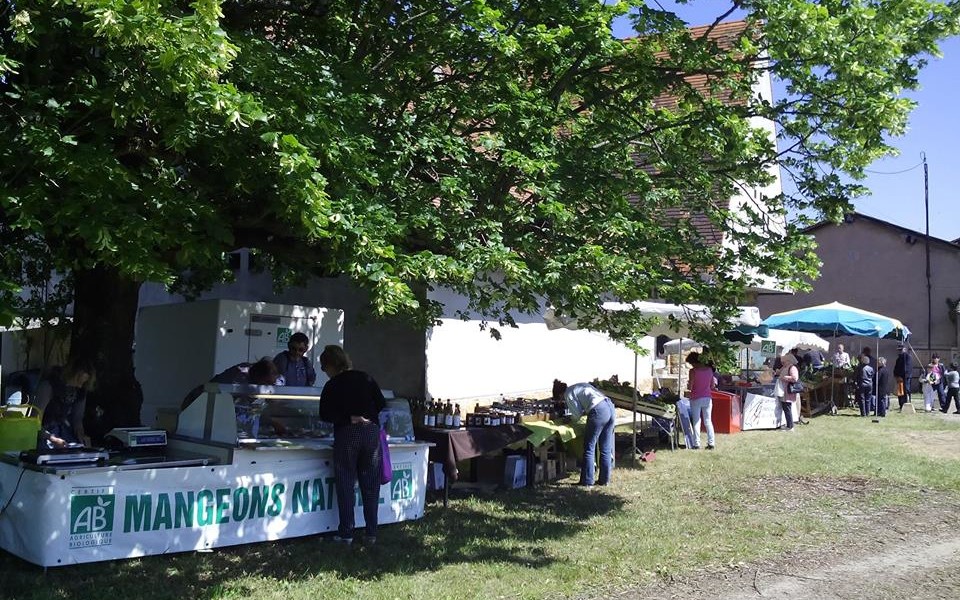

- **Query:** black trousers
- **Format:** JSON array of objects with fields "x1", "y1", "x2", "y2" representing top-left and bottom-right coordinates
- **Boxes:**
[
  {"x1": 898, "y1": 377, "x2": 913, "y2": 408},
  {"x1": 333, "y1": 421, "x2": 382, "y2": 538}
]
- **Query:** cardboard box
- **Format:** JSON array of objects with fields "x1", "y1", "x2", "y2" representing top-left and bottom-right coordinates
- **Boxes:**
[
  {"x1": 503, "y1": 455, "x2": 527, "y2": 489},
  {"x1": 426, "y1": 462, "x2": 446, "y2": 491}
]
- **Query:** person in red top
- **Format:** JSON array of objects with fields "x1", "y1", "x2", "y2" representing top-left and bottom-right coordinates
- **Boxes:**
[{"x1": 685, "y1": 352, "x2": 717, "y2": 450}]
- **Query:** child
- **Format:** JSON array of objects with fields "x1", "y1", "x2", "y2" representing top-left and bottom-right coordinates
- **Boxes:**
[
  {"x1": 944, "y1": 363, "x2": 960, "y2": 414},
  {"x1": 922, "y1": 363, "x2": 940, "y2": 413}
]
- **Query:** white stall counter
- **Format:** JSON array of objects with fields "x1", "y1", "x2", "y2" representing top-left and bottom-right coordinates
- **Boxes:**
[{"x1": 0, "y1": 441, "x2": 429, "y2": 567}]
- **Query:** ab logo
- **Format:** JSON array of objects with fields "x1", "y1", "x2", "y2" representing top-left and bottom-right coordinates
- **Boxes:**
[
  {"x1": 391, "y1": 467, "x2": 414, "y2": 501},
  {"x1": 69, "y1": 488, "x2": 115, "y2": 548}
]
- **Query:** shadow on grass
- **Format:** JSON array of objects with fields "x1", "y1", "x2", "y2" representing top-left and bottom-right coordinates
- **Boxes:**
[{"x1": 0, "y1": 484, "x2": 625, "y2": 599}]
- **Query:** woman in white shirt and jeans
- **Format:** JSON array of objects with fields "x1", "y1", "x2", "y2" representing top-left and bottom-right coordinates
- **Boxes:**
[{"x1": 553, "y1": 380, "x2": 615, "y2": 486}]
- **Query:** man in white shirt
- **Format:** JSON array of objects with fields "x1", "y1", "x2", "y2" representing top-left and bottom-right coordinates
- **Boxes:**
[{"x1": 833, "y1": 344, "x2": 851, "y2": 368}]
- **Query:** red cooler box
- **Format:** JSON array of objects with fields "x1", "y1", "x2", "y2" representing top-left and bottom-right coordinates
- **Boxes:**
[{"x1": 710, "y1": 390, "x2": 741, "y2": 434}]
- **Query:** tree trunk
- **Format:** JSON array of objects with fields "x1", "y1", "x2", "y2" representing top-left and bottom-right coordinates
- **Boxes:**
[{"x1": 71, "y1": 266, "x2": 143, "y2": 442}]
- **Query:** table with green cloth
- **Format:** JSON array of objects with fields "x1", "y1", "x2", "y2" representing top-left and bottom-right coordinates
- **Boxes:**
[
  {"x1": 519, "y1": 419, "x2": 579, "y2": 448},
  {"x1": 521, "y1": 415, "x2": 639, "y2": 463}
]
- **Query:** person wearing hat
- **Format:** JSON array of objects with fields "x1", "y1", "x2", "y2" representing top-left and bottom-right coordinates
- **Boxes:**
[
  {"x1": 777, "y1": 352, "x2": 801, "y2": 431},
  {"x1": 893, "y1": 344, "x2": 913, "y2": 410}
]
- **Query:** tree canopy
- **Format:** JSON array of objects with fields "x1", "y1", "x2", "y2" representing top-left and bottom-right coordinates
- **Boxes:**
[{"x1": 2, "y1": 0, "x2": 958, "y2": 348}]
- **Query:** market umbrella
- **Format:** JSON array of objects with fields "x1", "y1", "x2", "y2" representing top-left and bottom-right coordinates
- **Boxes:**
[
  {"x1": 761, "y1": 301, "x2": 910, "y2": 340},
  {"x1": 761, "y1": 302, "x2": 911, "y2": 414}
]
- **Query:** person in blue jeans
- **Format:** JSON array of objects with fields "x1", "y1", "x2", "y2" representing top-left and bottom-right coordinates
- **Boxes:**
[
  {"x1": 856, "y1": 355, "x2": 876, "y2": 417},
  {"x1": 686, "y1": 352, "x2": 717, "y2": 449},
  {"x1": 676, "y1": 396, "x2": 696, "y2": 449},
  {"x1": 553, "y1": 380, "x2": 615, "y2": 486}
]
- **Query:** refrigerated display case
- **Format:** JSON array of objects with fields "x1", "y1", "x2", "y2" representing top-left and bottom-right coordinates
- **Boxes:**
[{"x1": 135, "y1": 299, "x2": 343, "y2": 428}]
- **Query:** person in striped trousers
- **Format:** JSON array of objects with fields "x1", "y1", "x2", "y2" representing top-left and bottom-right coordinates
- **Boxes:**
[{"x1": 319, "y1": 345, "x2": 386, "y2": 545}]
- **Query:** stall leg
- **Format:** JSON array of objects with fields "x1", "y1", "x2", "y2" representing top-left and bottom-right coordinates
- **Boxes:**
[
  {"x1": 672, "y1": 414, "x2": 679, "y2": 451},
  {"x1": 526, "y1": 443, "x2": 535, "y2": 488}
]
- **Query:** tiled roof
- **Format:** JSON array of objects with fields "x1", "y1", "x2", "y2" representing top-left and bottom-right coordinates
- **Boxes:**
[
  {"x1": 806, "y1": 212, "x2": 960, "y2": 251},
  {"x1": 628, "y1": 20, "x2": 754, "y2": 250}
]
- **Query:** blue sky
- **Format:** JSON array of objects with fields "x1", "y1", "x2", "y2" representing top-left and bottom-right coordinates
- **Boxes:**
[{"x1": 613, "y1": 3, "x2": 960, "y2": 241}]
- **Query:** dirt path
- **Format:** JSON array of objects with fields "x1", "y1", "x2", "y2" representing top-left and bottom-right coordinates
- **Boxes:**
[
  {"x1": 610, "y1": 490, "x2": 960, "y2": 600},
  {"x1": 608, "y1": 410, "x2": 960, "y2": 600}
]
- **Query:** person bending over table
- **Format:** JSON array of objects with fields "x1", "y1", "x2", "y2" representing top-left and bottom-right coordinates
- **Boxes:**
[
  {"x1": 552, "y1": 379, "x2": 615, "y2": 486},
  {"x1": 35, "y1": 357, "x2": 96, "y2": 449},
  {"x1": 319, "y1": 344, "x2": 386, "y2": 545}
]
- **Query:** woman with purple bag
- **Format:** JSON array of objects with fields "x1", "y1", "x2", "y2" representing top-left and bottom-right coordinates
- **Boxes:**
[{"x1": 319, "y1": 345, "x2": 386, "y2": 546}]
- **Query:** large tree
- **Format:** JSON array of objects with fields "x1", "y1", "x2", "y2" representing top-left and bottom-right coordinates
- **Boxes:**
[{"x1": 1, "y1": 1, "x2": 957, "y2": 430}]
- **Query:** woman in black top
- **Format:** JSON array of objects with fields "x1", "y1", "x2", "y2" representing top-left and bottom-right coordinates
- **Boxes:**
[{"x1": 319, "y1": 345, "x2": 385, "y2": 545}]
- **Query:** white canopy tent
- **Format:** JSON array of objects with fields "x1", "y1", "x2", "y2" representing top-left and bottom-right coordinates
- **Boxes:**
[
  {"x1": 544, "y1": 301, "x2": 761, "y2": 335},
  {"x1": 663, "y1": 328, "x2": 831, "y2": 354}
]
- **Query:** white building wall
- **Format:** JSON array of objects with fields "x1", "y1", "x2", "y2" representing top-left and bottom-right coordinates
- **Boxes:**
[{"x1": 424, "y1": 287, "x2": 654, "y2": 401}]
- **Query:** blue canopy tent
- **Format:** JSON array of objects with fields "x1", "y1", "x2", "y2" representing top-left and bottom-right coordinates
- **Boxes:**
[{"x1": 762, "y1": 302, "x2": 911, "y2": 414}]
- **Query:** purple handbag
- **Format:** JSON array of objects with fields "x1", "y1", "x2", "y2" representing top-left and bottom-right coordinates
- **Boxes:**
[{"x1": 379, "y1": 428, "x2": 392, "y2": 485}]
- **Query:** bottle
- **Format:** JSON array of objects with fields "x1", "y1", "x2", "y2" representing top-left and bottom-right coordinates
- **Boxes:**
[
  {"x1": 444, "y1": 399, "x2": 454, "y2": 428},
  {"x1": 427, "y1": 401, "x2": 437, "y2": 427},
  {"x1": 422, "y1": 399, "x2": 431, "y2": 427},
  {"x1": 452, "y1": 403, "x2": 462, "y2": 429}
]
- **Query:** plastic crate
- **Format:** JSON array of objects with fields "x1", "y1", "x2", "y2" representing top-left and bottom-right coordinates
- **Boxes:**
[{"x1": 710, "y1": 391, "x2": 741, "y2": 434}]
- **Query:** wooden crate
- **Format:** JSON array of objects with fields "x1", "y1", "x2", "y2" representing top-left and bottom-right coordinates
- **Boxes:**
[{"x1": 604, "y1": 390, "x2": 676, "y2": 419}]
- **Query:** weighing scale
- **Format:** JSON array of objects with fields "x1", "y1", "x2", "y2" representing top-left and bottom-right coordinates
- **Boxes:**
[{"x1": 105, "y1": 427, "x2": 168, "y2": 448}]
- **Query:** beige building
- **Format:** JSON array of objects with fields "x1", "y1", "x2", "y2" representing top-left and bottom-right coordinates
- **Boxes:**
[{"x1": 756, "y1": 212, "x2": 960, "y2": 368}]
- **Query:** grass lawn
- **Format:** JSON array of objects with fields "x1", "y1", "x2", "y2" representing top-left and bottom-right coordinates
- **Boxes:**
[{"x1": 2, "y1": 408, "x2": 959, "y2": 600}]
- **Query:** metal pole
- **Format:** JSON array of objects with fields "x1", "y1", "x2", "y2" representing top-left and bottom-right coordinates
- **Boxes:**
[
  {"x1": 924, "y1": 152, "x2": 931, "y2": 357},
  {"x1": 875, "y1": 335, "x2": 880, "y2": 416},
  {"x1": 631, "y1": 352, "x2": 637, "y2": 465}
]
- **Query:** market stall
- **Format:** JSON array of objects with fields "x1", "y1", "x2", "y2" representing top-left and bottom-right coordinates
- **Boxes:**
[
  {"x1": 545, "y1": 301, "x2": 763, "y2": 459},
  {"x1": 0, "y1": 384, "x2": 430, "y2": 567},
  {"x1": 762, "y1": 302, "x2": 911, "y2": 414}
]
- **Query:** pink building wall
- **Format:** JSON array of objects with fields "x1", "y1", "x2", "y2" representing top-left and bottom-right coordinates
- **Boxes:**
[{"x1": 756, "y1": 213, "x2": 960, "y2": 367}]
